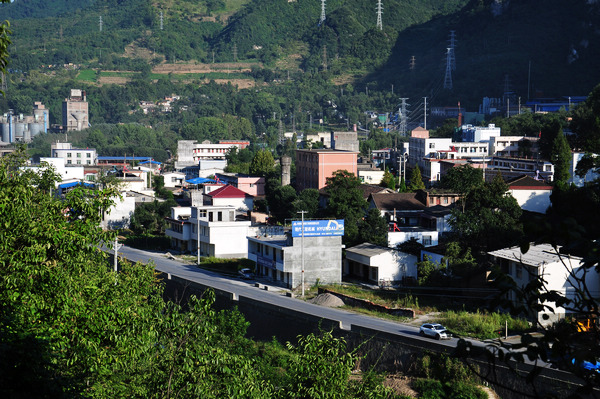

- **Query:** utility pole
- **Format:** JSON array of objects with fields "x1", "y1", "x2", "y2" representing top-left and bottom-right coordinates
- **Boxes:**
[
  {"x1": 196, "y1": 209, "x2": 201, "y2": 265},
  {"x1": 376, "y1": 0, "x2": 383, "y2": 31},
  {"x1": 297, "y1": 211, "x2": 307, "y2": 297},
  {"x1": 233, "y1": 43, "x2": 237, "y2": 62}
]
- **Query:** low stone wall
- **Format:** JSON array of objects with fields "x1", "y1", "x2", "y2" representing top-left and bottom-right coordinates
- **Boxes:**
[{"x1": 318, "y1": 288, "x2": 415, "y2": 318}]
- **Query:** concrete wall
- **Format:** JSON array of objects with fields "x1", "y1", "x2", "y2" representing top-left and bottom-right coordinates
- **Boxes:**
[{"x1": 158, "y1": 273, "x2": 587, "y2": 399}]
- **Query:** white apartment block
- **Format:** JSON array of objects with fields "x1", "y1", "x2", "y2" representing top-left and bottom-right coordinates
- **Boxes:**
[
  {"x1": 51, "y1": 142, "x2": 97, "y2": 165},
  {"x1": 165, "y1": 205, "x2": 251, "y2": 258},
  {"x1": 176, "y1": 140, "x2": 246, "y2": 169}
]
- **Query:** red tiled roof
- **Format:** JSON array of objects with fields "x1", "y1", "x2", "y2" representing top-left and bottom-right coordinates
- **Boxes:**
[{"x1": 207, "y1": 184, "x2": 252, "y2": 198}]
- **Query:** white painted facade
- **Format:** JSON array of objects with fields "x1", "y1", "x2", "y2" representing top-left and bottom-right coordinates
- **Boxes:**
[
  {"x1": 358, "y1": 169, "x2": 385, "y2": 185},
  {"x1": 388, "y1": 228, "x2": 439, "y2": 248},
  {"x1": 345, "y1": 243, "x2": 417, "y2": 285},
  {"x1": 101, "y1": 194, "x2": 136, "y2": 230},
  {"x1": 569, "y1": 152, "x2": 600, "y2": 187},
  {"x1": 489, "y1": 244, "x2": 600, "y2": 327},
  {"x1": 191, "y1": 205, "x2": 251, "y2": 258},
  {"x1": 162, "y1": 171, "x2": 186, "y2": 188},
  {"x1": 509, "y1": 188, "x2": 552, "y2": 214}
]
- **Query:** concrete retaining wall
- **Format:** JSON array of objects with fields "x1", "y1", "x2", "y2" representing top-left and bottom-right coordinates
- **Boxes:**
[{"x1": 158, "y1": 273, "x2": 591, "y2": 399}]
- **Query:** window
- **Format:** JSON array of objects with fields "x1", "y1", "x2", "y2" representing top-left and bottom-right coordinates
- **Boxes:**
[
  {"x1": 423, "y1": 236, "x2": 432, "y2": 246},
  {"x1": 429, "y1": 143, "x2": 435, "y2": 149},
  {"x1": 443, "y1": 197, "x2": 448, "y2": 204},
  {"x1": 217, "y1": 211, "x2": 222, "y2": 221},
  {"x1": 66, "y1": 153, "x2": 72, "y2": 158},
  {"x1": 86, "y1": 153, "x2": 91, "y2": 158},
  {"x1": 209, "y1": 212, "x2": 214, "y2": 222},
  {"x1": 67, "y1": 160, "x2": 72, "y2": 164},
  {"x1": 87, "y1": 160, "x2": 91, "y2": 165},
  {"x1": 77, "y1": 153, "x2": 81, "y2": 158},
  {"x1": 199, "y1": 210, "x2": 207, "y2": 218}
]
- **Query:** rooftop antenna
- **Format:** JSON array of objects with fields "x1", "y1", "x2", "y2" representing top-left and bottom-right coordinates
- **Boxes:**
[
  {"x1": 444, "y1": 48, "x2": 453, "y2": 90},
  {"x1": 376, "y1": 0, "x2": 383, "y2": 31},
  {"x1": 448, "y1": 31, "x2": 456, "y2": 70},
  {"x1": 320, "y1": 0, "x2": 326, "y2": 25}
]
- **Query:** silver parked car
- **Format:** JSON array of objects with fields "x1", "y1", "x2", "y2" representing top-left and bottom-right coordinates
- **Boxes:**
[{"x1": 419, "y1": 323, "x2": 451, "y2": 340}]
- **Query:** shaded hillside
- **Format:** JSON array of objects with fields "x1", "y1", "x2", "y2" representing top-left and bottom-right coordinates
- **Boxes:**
[
  {"x1": 368, "y1": 0, "x2": 600, "y2": 108},
  {"x1": 0, "y1": 0, "x2": 95, "y2": 19}
]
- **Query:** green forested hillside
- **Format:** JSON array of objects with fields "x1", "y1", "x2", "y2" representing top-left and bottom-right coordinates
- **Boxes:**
[{"x1": 0, "y1": 0, "x2": 599, "y2": 110}]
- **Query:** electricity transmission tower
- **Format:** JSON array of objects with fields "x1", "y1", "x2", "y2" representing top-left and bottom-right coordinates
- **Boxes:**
[
  {"x1": 160, "y1": 11, "x2": 163, "y2": 30},
  {"x1": 448, "y1": 30, "x2": 456, "y2": 70},
  {"x1": 376, "y1": 0, "x2": 383, "y2": 31},
  {"x1": 399, "y1": 98, "x2": 409, "y2": 136},
  {"x1": 233, "y1": 43, "x2": 237, "y2": 62},
  {"x1": 278, "y1": 118, "x2": 285, "y2": 146},
  {"x1": 322, "y1": 45, "x2": 327, "y2": 71},
  {"x1": 443, "y1": 48, "x2": 453, "y2": 90},
  {"x1": 409, "y1": 55, "x2": 416, "y2": 70},
  {"x1": 320, "y1": 0, "x2": 326, "y2": 25},
  {"x1": 99, "y1": 16, "x2": 103, "y2": 32}
]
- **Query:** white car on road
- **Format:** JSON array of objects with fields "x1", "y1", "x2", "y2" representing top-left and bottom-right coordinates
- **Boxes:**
[{"x1": 419, "y1": 323, "x2": 451, "y2": 340}]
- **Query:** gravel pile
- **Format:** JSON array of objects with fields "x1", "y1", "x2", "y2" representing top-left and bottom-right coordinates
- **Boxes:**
[{"x1": 309, "y1": 293, "x2": 345, "y2": 308}]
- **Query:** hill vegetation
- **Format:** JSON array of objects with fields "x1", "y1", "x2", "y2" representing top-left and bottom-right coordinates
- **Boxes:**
[{"x1": 2, "y1": 0, "x2": 597, "y2": 109}]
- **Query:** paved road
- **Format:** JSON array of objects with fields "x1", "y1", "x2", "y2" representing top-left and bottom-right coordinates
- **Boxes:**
[{"x1": 112, "y1": 245, "x2": 484, "y2": 350}]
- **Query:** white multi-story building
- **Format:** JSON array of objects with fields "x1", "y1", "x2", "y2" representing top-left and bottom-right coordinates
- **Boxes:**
[
  {"x1": 175, "y1": 140, "x2": 249, "y2": 170},
  {"x1": 51, "y1": 142, "x2": 97, "y2": 166},
  {"x1": 489, "y1": 243, "x2": 600, "y2": 327},
  {"x1": 165, "y1": 205, "x2": 251, "y2": 258},
  {"x1": 461, "y1": 124, "x2": 501, "y2": 142},
  {"x1": 247, "y1": 232, "x2": 342, "y2": 289}
]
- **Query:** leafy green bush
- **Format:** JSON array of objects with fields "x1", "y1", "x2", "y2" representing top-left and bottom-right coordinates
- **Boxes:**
[
  {"x1": 446, "y1": 381, "x2": 487, "y2": 399},
  {"x1": 412, "y1": 378, "x2": 444, "y2": 399}
]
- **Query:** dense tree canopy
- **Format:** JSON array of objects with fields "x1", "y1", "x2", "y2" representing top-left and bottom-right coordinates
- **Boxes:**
[
  {"x1": 0, "y1": 148, "x2": 402, "y2": 398},
  {"x1": 324, "y1": 170, "x2": 368, "y2": 245},
  {"x1": 450, "y1": 173, "x2": 523, "y2": 253}
]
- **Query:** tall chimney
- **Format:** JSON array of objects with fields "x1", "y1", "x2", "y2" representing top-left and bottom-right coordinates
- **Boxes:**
[{"x1": 281, "y1": 156, "x2": 291, "y2": 186}]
